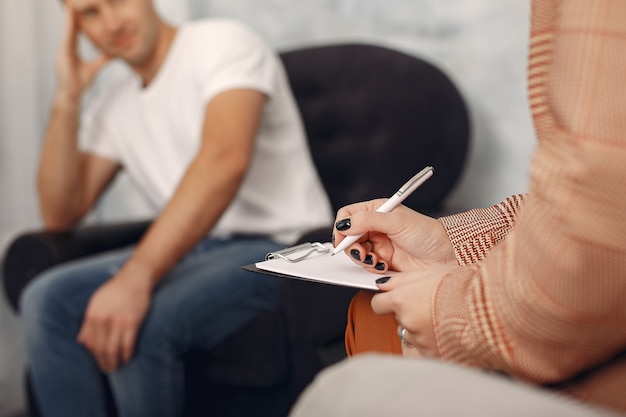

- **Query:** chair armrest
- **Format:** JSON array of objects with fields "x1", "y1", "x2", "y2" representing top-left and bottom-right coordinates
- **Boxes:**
[{"x1": 2, "y1": 220, "x2": 151, "y2": 313}]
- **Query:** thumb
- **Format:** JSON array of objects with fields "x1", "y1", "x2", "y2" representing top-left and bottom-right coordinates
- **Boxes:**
[
  {"x1": 374, "y1": 271, "x2": 411, "y2": 291},
  {"x1": 82, "y1": 54, "x2": 111, "y2": 86},
  {"x1": 90, "y1": 54, "x2": 112, "y2": 73}
]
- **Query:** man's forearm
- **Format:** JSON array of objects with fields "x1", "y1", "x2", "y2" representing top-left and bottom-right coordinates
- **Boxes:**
[
  {"x1": 38, "y1": 93, "x2": 88, "y2": 229},
  {"x1": 118, "y1": 148, "x2": 249, "y2": 288},
  {"x1": 114, "y1": 88, "x2": 264, "y2": 289}
]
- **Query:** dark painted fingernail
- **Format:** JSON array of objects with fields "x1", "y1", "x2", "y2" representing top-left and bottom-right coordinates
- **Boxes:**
[
  {"x1": 364, "y1": 255, "x2": 373, "y2": 265},
  {"x1": 376, "y1": 276, "x2": 391, "y2": 284},
  {"x1": 375, "y1": 262, "x2": 385, "y2": 271},
  {"x1": 335, "y1": 218, "x2": 351, "y2": 231},
  {"x1": 350, "y1": 249, "x2": 361, "y2": 260}
]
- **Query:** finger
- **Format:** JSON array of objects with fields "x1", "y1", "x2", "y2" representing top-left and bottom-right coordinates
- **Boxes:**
[
  {"x1": 91, "y1": 54, "x2": 112, "y2": 71},
  {"x1": 403, "y1": 332, "x2": 438, "y2": 358},
  {"x1": 397, "y1": 325, "x2": 415, "y2": 350},
  {"x1": 360, "y1": 251, "x2": 390, "y2": 274},
  {"x1": 101, "y1": 327, "x2": 123, "y2": 372},
  {"x1": 85, "y1": 54, "x2": 112, "y2": 80},
  {"x1": 120, "y1": 327, "x2": 138, "y2": 364},
  {"x1": 78, "y1": 315, "x2": 111, "y2": 370},
  {"x1": 76, "y1": 322, "x2": 90, "y2": 347},
  {"x1": 346, "y1": 246, "x2": 375, "y2": 266},
  {"x1": 361, "y1": 240, "x2": 374, "y2": 253},
  {"x1": 346, "y1": 245, "x2": 364, "y2": 263},
  {"x1": 402, "y1": 345, "x2": 424, "y2": 358},
  {"x1": 62, "y1": 7, "x2": 79, "y2": 56},
  {"x1": 363, "y1": 250, "x2": 388, "y2": 273},
  {"x1": 101, "y1": 327, "x2": 128, "y2": 372},
  {"x1": 399, "y1": 328, "x2": 429, "y2": 357},
  {"x1": 77, "y1": 321, "x2": 107, "y2": 369},
  {"x1": 370, "y1": 290, "x2": 394, "y2": 315},
  {"x1": 335, "y1": 199, "x2": 387, "y2": 224},
  {"x1": 370, "y1": 274, "x2": 414, "y2": 314},
  {"x1": 344, "y1": 240, "x2": 372, "y2": 263},
  {"x1": 397, "y1": 324, "x2": 431, "y2": 353},
  {"x1": 333, "y1": 215, "x2": 370, "y2": 249},
  {"x1": 334, "y1": 201, "x2": 390, "y2": 241},
  {"x1": 373, "y1": 272, "x2": 413, "y2": 291},
  {"x1": 343, "y1": 243, "x2": 388, "y2": 272},
  {"x1": 76, "y1": 313, "x2": 103, "y2": 350},
  {"x1": 345, "y1": 208, "x2": 412, "y2": 239}
]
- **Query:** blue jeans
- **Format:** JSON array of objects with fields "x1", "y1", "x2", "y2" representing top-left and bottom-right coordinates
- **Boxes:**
[{"x1": 20, "y1": 236, "x2": 285, "y2": 417}]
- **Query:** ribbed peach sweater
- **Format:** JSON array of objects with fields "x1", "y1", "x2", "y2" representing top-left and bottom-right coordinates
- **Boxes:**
[{"x1": 346, "y1": 0, "x2": 626, "y2": 412}]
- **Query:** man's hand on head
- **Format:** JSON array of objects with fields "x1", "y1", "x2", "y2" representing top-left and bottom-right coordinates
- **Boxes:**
[{"x1": 56, "y1": 6, "x2": 110, "y2": 103}]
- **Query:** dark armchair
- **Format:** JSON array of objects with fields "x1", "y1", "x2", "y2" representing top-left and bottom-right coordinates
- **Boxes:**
[{"x1": 2, "y1": 43, "x2": 469, "y2": 417}]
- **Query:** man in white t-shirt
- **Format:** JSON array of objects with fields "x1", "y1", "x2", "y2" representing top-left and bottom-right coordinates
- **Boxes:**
[{"x1": 20, "y1": 1, "x2": 332, "y2": 416}]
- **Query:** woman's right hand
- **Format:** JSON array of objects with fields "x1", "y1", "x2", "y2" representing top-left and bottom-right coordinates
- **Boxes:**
[{"x1": 333, "y1": 199, "x2": 457, "y2": 273}]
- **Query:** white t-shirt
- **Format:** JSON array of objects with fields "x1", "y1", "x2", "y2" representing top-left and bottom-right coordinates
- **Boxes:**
[{"x1": 80, "y1": 19, "x2": 332, "y2": 244}]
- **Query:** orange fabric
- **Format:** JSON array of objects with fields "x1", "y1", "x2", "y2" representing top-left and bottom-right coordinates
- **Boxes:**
[
  {"x1": 345, "y1": 290, "x2": 401, "y2": 356},
  {"x1": 346, "y1": 1, "x2": 626, "y2": 412}
]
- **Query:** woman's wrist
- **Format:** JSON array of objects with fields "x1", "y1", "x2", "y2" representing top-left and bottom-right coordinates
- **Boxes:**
[{"x1": 435, "y1": 219, "x2": 458, "y2": 266}]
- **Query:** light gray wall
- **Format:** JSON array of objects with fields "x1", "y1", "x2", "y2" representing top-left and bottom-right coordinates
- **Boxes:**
[
  {"x1": 97, "y1": 0, "x2": 536, "y2": 219},
  {"x1": 0, "y1": 1, "x2": 534, "y2": 416},
  {"x1": 199, "y1": 0, "x2": 535, "y2": 211}
]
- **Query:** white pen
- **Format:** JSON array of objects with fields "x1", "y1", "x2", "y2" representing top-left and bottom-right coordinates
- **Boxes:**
[{"x1": 331, "y1": 166, "x2": 434, "y2": 256}]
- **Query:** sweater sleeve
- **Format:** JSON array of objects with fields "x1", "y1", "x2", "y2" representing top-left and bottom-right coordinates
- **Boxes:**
[
  {"x1": 438, "y1": 194, "x2": 526, "y2": 266},
  {"x1": 432, "y1": 0, "x2": 626, "y2": 393}
]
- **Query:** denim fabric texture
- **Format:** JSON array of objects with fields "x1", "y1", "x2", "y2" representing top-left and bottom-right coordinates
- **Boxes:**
[{"x1": 20, "y1": 236, "x2": 284, "y2": 417}]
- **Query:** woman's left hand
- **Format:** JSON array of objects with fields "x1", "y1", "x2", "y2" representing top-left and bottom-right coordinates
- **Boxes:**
[{"x1": 371, "y1": 264, "x2": 457, "y2": 358}]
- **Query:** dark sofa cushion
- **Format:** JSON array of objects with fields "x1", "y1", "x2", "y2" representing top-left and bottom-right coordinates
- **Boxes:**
[{"x1": 281, "y1": 43, "x2": 469, "y2": 214}]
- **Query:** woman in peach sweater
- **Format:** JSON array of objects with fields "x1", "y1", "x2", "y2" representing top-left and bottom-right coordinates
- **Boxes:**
[{"x1": 297, "y1": 0, "x2": 626, "y2": 414}]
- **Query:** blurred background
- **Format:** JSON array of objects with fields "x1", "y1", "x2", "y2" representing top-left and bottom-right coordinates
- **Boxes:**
[{"x1": 0, "y1": 0, "x2": 534, "y2": 415}]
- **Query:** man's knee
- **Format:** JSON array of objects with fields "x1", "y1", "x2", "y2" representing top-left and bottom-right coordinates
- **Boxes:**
[
  {"x1": 20, "y1": 271, "x2": 59, "y2": 323},
  {"x1": 20, "y1": 266, "x2": 93, "y2": 337},
  {"x1": 20, "y1": 270, "x2": 69, "y2": 349}
]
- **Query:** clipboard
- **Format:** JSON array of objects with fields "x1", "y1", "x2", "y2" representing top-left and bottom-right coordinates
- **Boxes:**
[{"x1": 242, "y1": 242, "x2": 394, "y2": 290}]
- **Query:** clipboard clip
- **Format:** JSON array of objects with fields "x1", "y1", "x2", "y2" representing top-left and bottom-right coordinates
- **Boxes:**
[{"x1": 265, "y1": 242, "x2": 330, "y2": 263}]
